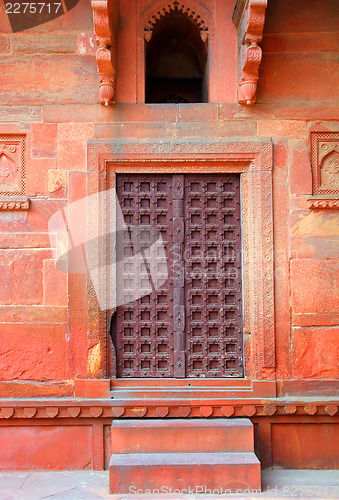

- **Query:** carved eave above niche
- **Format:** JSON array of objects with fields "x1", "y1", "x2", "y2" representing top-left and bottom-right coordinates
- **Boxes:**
[
  {"x1": 233, "y1": 0, "x2": 268, "y2": 105},
  {"x1": 91, "y1": 0, "x2": 119, "y2": 106}
]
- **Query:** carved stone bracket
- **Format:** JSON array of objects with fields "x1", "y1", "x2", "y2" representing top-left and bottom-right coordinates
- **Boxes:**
[
  {"x1": 91, "y1": 0, "x2": 119, "y2": 106},
  {"x1": 233, "y1": 0, "x2": 267, "y2": 105}
]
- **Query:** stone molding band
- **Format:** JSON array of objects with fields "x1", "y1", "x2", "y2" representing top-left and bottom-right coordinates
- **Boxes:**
[{"x1": 0, "y1": 401, "x2": 338, "y2": 419}]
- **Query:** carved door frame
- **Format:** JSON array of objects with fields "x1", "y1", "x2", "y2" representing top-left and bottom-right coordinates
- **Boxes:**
[{"x1": 85, "y1": 140, "x2": 275, "y2": 380}]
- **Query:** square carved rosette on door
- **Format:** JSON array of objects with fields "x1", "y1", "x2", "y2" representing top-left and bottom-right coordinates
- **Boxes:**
[{"x1": 86, "y1": 140, "x2": 275, "y2": 380}]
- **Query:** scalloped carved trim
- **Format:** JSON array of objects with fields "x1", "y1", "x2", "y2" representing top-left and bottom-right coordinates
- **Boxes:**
[
  {"x1": 0, "y1": 401, "x2": 338, "y2": 419},
  {"x1": 235, "y1": 0, "x2": 268, "y2": 105},
  {"x1": 144, "y1": 1, "x2": 209, "y2": 41},
  {"x1": 308, "y1": 198, "x2": 339, "y2": 210},
  {"x1": 0, "y1": 197, "x2": 29, "y2": 210},
  {"x1": 91, "y1": 0, "x2": 119, "y2": 105}
]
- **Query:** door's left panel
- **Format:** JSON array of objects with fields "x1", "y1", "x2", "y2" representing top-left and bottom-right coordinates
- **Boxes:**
[{"x1": 115, "y1": 174, "x2": 175, "y2": 377}]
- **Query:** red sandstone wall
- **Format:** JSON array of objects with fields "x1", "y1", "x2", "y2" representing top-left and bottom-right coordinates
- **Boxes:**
[{"x1": 0, "y1": 0, "x2": 338, "y2": 396}]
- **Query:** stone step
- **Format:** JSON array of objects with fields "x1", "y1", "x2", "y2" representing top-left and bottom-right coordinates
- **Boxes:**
[
  {"x1": 109, "y1": 452, "x2": 261, "y2": 494},
  {"x1": 109, "y1": 380, "x2": 276, "y2": 399},
  {"x1": 111, "y1": 378, "x2": 253, "y2": 387},
  {"x1": 111, "y1": 418, "x2": 254, "y2": 454}
]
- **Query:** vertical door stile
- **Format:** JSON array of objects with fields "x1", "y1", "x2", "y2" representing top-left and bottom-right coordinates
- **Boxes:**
[{"x1": 172, "y1": 174, "x2": 186, "y2": 378}]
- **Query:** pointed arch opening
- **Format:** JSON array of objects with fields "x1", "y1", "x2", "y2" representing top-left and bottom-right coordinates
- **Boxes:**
[{"x1": 145, "y1": 5, "x2": 208, "y2": 103}]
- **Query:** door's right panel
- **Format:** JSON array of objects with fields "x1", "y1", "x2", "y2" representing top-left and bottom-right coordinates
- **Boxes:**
[{"x1": 184, "y1": 174, "x2": 244, "y2": 377}]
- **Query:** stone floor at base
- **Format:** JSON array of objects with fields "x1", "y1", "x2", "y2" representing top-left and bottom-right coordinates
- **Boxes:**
[{"x1": 0, "y1": 469, "x2": 338, "y2": 500}]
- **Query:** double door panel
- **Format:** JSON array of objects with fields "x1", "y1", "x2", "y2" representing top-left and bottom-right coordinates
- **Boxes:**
[{"x1": 115, "y1": 173, "x2": 243, "y2": 378}]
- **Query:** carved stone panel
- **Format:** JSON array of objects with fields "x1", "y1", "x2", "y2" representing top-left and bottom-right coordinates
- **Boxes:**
[
  {"x1": 309, "y1": 132, "x2": 339, "y2": 209},
  {"x1": 311, "y1": 132, "x2": 339, "y2": 195},
  {"x1": 0, "y1": 135, "x2": 26, "y2": 196}
]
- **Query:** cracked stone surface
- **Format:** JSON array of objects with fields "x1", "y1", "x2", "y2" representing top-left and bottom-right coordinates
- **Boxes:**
[{"x1": 0, "y1": 469, "x2": 338, "y2": 499}]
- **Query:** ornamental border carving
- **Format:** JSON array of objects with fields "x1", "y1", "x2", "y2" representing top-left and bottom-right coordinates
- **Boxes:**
[
  {"x1": 86, "y1": 140, "x2": 275, "y2": 379},
  {"x1": 0, "y1": 198, "x2": 29, "y2": 211},
  {"x1": 0, "y1": 401, "x2": 338, "y2": 420},
  {"x1": 143, "y1": 0, "x2": 211, "y2": 42}
]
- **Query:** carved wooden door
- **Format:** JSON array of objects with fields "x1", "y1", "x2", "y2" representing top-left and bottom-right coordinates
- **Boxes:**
[{"x1": 115, "y1": 173, "x2": 243, "y2": 378}]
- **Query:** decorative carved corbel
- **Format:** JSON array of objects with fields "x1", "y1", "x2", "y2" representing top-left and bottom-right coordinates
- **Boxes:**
[
  {"x1": 91, "y1": 0, "x2": 119, "y2": 106},
  {"x1": 233, "y1": 0, "x2": 267, "y2": 105}
]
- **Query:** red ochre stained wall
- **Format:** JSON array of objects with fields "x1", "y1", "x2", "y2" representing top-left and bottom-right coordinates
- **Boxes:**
[{"x1": 0, "y1": 0, "x2": 338, "y2": 470}]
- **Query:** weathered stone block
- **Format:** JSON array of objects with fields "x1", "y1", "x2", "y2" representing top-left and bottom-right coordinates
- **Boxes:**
[
  {"x1": 0, "y1": 249, "x2": 51, "y2": 305},
  {"x1": 291, "y1": 236, "x2": 339, "y2": 260},
  {"x1": 258, "y1": 53, "x2": 338, "y2": 103},
  {"x1": 0, "y1": 35, "x2": 10, "y2": 54},
  {"x1": 0, "y1": 106, "x2": 42, "y2": 122},
  {"x1": 48, "y1": 169, "x2": 68, "y2": 194},
  {"x1": 273, "y1": 140, "x2": 288, "y2": 170},
  {"x1": 0, "y1": 305, "x2": 67, "y2": 323},
  {"x1": 32, "y1": 123, "x2": 57, "y2": 158},
  {"x1": 292, "y1": 327, "x2": 339, "y2": 379},
  {"x1": 26, "y1": 158, "x2": 56, "y2": 196},
  {"x1": 0, "y1": 425, "x2": 92, "y2": 469},
  {"x1": 0, "y1": 56, "x2": 98, "y2": 105},
  {"x1": 0, "y1": 199, "x2": 66, "y2": 233},
  {"x1": 0, "y1": 323, "x2": 68, "y2": 380},
  {"x1": 289, "y1": 140, "x2": 312, "y2": 195},
  {"x1": 43, "y1": 259, "x2": 68, "y2": 307},
  {"x1": 290, "y1": 210, "x2": 339, "y2": 237},
  {"x1": 257, "y1": 120, "x2": 306, "y2": 139},
  {"x1": 12, "y1": 33, "x2": 77, "y2": 54},
  {"x1": 0, "y1": 232, "x2": 52, "y2": 249},
  {"x1": 58, "y1": 122, "x2": 94, "y2": 139},
  {"x1": 57, "y1": 139, "x2": 87, "y2": 170},
  {"x1": 291, "y1": 259, "x2": 339, "y2": 314},
  {"x1": 272, "y1": 423, "x2": 339, "y2": 469}
]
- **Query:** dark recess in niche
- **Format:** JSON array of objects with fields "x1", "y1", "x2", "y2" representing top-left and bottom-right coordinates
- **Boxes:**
[{"x1": 145, "y1": 9, "x2": 208, "y2": 103}]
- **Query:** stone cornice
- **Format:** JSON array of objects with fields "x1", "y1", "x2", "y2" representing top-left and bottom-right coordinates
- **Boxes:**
[{"x1": 0, "y1": 399, "x2": 338, "y2": 419}]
